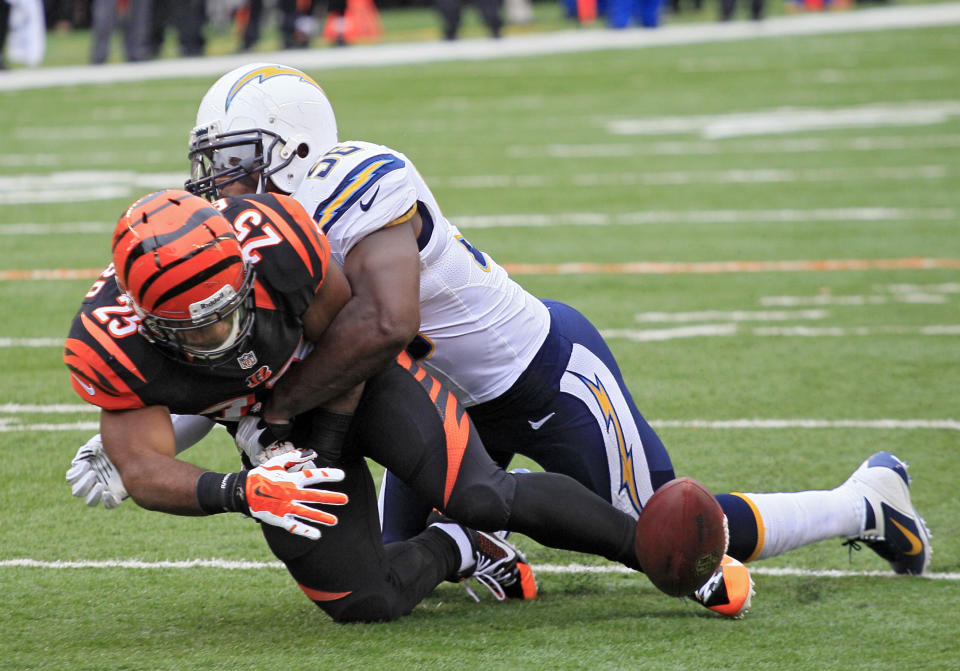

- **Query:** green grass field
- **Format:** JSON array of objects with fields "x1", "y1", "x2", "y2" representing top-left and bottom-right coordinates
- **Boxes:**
[{"x1": 2, "y1": 11, "x2": 959, "y2": 671}]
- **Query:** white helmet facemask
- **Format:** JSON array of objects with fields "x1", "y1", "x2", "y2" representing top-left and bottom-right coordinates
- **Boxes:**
[{"x1": 185, "y1": 63, "x2": 338, "y2": 200}]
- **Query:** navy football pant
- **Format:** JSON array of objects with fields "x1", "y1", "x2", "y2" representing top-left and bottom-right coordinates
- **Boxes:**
[{"x1": 381, "y1": 299, "x2": 676, "y2": 544}]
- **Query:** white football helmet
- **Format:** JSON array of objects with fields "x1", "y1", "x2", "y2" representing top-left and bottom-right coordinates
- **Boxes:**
[{"x1": 187, "y1": 63, "x2": 338, "y2": 199}]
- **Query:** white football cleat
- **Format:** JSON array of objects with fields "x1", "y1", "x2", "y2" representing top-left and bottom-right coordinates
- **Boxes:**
[{"x1": 841, "y1": 451, "x2": 932, "y2": 575}]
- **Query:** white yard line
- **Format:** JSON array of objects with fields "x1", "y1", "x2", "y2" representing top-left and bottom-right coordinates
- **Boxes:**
[
  {"x1": 1, "y1": 558, "x2": 957, "y2": 580},
  {"x1": 758, "y1": 294, "x2": 948, "y2": 306},
  {"x1": 426, "y1": 165, "x2": 949, "y2": 189},
  {"x1": 0, "y1": 223, "x2": 113, "y2": 235},
  {"x1": 652, "y1": 419, "x2": 960, "y2": 431},
  {"x1": 0, "y1": 166, "x2": 948, "y2": 206},
  {"x1": 601, "y1": 324, "x2": 960, "y2": 341},
  {"x1": 0, "y1": 338, "x2": 68, "y2": 346},
  {"x1": 606, "y1": 101, "x2": 960, "y2": 138},
  {"x1": 510, "y1": 134, "x2": 960, "y2": 158},
  {"x1": 452, "y1": 208, "x2": 954, "y2": 229},
  {"x1": 1, "y1": 404, "x2": 956, "y2": 432},
  {"x1": 633, "y1": 310, "x2": 829, "y2": 323},
  {"x1": 1, "y1": 4, "x2": 959, "y2": 92}
]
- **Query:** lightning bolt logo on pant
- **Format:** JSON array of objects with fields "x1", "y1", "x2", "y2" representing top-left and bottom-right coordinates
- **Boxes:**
[{"x1": 572, "y1": 372, "x2": 642, "y2": 515}]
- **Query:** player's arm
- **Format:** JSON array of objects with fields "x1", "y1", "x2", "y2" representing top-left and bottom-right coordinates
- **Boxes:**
[
  {"x1": 67, "y1": 415, "x2": 215, "y2": 509},
  {"x1": 100, "y1": 405, "x2": 348, "y2": 539},
  {"x1": 262, "y1": 214, "x2": 421, "y2": 422},
  {"x1": 100, "y1": 405, "x2": 212, "y2": 514}
]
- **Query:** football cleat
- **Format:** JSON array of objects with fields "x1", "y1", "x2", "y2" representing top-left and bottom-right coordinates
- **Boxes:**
[
  {"x1": 460, "y1": 527, "x2": 538, "y2": 602},
  {"x1": 430, "y1": 511, "x2": 537, "y2": 601},
  {"x1": 841, "y1": 451, "x2": 932, "y2": 575},
  {"x1": 691, "y1": 555, "x2": 754, "y2": 618}
]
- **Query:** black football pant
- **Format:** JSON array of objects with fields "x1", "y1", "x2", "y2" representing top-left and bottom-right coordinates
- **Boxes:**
[{"x1": 262, "y1": 353, "x2": 639, "y2": 622}]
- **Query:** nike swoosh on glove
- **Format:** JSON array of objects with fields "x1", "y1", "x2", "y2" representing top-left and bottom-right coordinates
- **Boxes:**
[{"x1": 244, "y1": 450, "x2": 349, "y2": 540}]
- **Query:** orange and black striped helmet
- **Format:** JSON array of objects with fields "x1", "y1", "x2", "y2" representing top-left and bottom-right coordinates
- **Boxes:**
[{"x1": 112, "y1": 189, "x2": 255, "y2": 363}]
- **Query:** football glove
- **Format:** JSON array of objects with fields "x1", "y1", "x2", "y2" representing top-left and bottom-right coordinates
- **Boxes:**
[
  {"x1": 66, "y1": 434, "x2": 128, "y2": 509},
  {"x1": 245, "y1": 450, "x2": 349, "y2": 540},
  {"x1": 235, "y1": 414, "x2": 295, "y2": 466}
]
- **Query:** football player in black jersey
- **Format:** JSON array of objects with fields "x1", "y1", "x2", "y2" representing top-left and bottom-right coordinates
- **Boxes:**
[{"x1": 65, "y1": 189, "x2": 668, "y2": 622}]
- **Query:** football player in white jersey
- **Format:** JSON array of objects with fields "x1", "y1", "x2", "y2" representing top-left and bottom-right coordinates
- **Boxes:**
[{"x1": 68, "y1": 63, "x2": 931, "y2": 617}]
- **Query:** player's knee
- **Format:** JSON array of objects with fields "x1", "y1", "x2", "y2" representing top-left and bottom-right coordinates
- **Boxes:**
[
  {"x1": 314, "y1": 593, "x2": 408, "y2": 623},
  {"x1": 444, "y1": 481, "x2": 511, "y2": 530}
]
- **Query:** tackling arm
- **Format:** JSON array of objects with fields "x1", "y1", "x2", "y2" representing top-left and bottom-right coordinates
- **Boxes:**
[{"x1": 261, "y1": 217, "x2": 422, "y2": 422}]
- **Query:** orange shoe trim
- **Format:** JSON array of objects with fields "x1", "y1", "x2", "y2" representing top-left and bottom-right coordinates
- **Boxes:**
[{"x1": 516, "y1": 562, "x2": 538, "y2": 600}]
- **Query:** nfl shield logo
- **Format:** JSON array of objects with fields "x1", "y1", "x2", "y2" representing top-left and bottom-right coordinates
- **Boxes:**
[{"x1": 237, "y1": 351, "x2": 258, "y2": 369}]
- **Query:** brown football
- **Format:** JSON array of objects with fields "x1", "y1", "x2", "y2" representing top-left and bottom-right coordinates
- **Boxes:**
[{"x1": 633, "y1": 477, "x2": 727, "y2": 597}]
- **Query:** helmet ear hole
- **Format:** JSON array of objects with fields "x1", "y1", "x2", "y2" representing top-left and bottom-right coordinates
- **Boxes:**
[{"x1": 296, "y1": 142, "x2": 310, "y2": 159}]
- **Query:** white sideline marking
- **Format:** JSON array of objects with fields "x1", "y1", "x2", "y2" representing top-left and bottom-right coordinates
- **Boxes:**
[
  {"x1": 755, "y1": 325, "x2": 960, "y2": 337},
  {"x1": 607, "y1": 102, "x2": 960, "y2": 138},
  {"x1": 427, "y1": 165, "x2": 948, "y2": 189},
  {"x1": 759, "y1": 294, "x2": 947, "y2": 306},
  {"x1": 0, "y1": 404, "x2": 98, "y2": 413},
  {"x1": 603, "y1": 324, "x2": 738, "y2": 341},
  {"x1": 1, "y1": 558, "x2": 957, "y2": 581},
  {"x1": 0, "y1": 421, "x2": 99, "y2": 432},
  {"x1": 0, "y1": 338, "x2": 66, "y2": 347},
  {"x1": 0, "y1": 165, "x2": 946, "y2": 208},
  {"x1": 0, "y1": 171, "x2": 186, "y2": 205},
  {"x1": 453, "y1": 207, "x2": 953, "y2": 229},
  {"x1": 511, "y1": 135, "x2": 960, "y2": 158},
  {"x1": 0, "y1": 151, "x2": 171, "y2": 168},
  {"x1": 634, "y1": 310, "x2": 828, "y2": 323},
  {"x1": 602, "y1": 324, "x2": 960, "y2": 341},
  {"x1": 0, "y1": 223, "x2": 112, "y2": 235},
  {"x1": 2, "y1": 207, "x2": 952, "y2": 232},
  {"x1": 652, "y1": 419, "x2": 960, "y2": 431},
  {"x1": 1, "y1": 404, "x2": 957, "y2": 432},
  {"x1": 2, "y1": 4, "x2": 960, "y2": 92}
]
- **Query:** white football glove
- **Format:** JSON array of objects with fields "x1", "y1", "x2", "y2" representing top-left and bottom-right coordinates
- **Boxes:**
[
  {"x1": 66, "y1": 434, "x2": 128, "y2": 509},
  {"x1": 235, "y1": 414, "x2": 296, "y2": 466}
]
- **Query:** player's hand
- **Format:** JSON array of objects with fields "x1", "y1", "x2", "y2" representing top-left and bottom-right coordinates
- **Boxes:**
[
  {"x1": 66, "y1": 434, "x2": 128, "y2": 509},
  {"x1": 235, "y1": 414, "x2": 294, "y2": 466},
  {"x1": 244, "y1": 450, "x2": 348, "y2": 540}
]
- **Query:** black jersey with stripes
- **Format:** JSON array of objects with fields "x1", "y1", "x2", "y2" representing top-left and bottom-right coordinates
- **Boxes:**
[{"x1": 64, "y1": 193, "x2": 330, "y2": 421}]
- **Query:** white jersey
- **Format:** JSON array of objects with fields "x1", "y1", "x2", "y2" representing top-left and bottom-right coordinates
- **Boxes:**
[{"x1": 292, "y1": 140, "x2": 550, "y2": 406}]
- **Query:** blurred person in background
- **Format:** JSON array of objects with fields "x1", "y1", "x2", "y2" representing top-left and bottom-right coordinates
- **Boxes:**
[
  {"x1": 718, "y1": 0, "x2": 763, "y2": 21},
  {"x1": 608, "y1": 0, "x2": 662, "y2": 28},
  {"x1": 43, "y1": 0, "x2": 77, "y2": 31},
  {"x1": 435, "y1": 0, "x2": 502, "y2": 40},
  {"x1": 237, "y1": 0, "x2": 320, "y2": 51},
  {"x1": 89, "y1": 0, "x2": 152, "y2": 63},
  {"x1": 0, "y1": 0, "x2": 10, "y2": 68},
  {"x1": 148, "y1": 0, "x2": 205, "y2": 57}
]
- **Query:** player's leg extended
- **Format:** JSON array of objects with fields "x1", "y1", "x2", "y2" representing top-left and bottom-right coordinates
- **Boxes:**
[
  {"x1": 261, "y1": 454, "x2": 461, "y2": 622},
  {"x1": 717, "y1": 452, "x2": 931, "y2": 574},
  {"x1": 360, "y1": 358, "x2": 641, "y2": 570}
]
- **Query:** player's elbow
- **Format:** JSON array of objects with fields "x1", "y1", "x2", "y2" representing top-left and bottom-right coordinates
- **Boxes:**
[{"x1": 368, "y1": 305, "x2": 420, "y2": 354}]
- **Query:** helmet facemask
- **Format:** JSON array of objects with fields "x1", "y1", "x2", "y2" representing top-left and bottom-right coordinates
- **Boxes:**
[{"x1": 186, "y1": 123, "x2": 290, "y2": 200}]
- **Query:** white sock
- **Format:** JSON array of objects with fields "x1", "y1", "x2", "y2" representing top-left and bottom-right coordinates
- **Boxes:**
[
  {"x1": 739, "y1": 487, "x2": 864, "y2": 560},
  {"x1": 431, "y1": 522, "x2": 475, "y2": 574}
]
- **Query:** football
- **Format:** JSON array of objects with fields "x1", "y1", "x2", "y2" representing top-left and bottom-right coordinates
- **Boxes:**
[{"x1": 633, "y1": 477, "x2": 727, "y2": 597}]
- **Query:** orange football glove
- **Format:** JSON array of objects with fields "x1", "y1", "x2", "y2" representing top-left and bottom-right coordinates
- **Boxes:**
[{"x1": 245, "y1": 450, "x2": 348, "y2": 540}]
